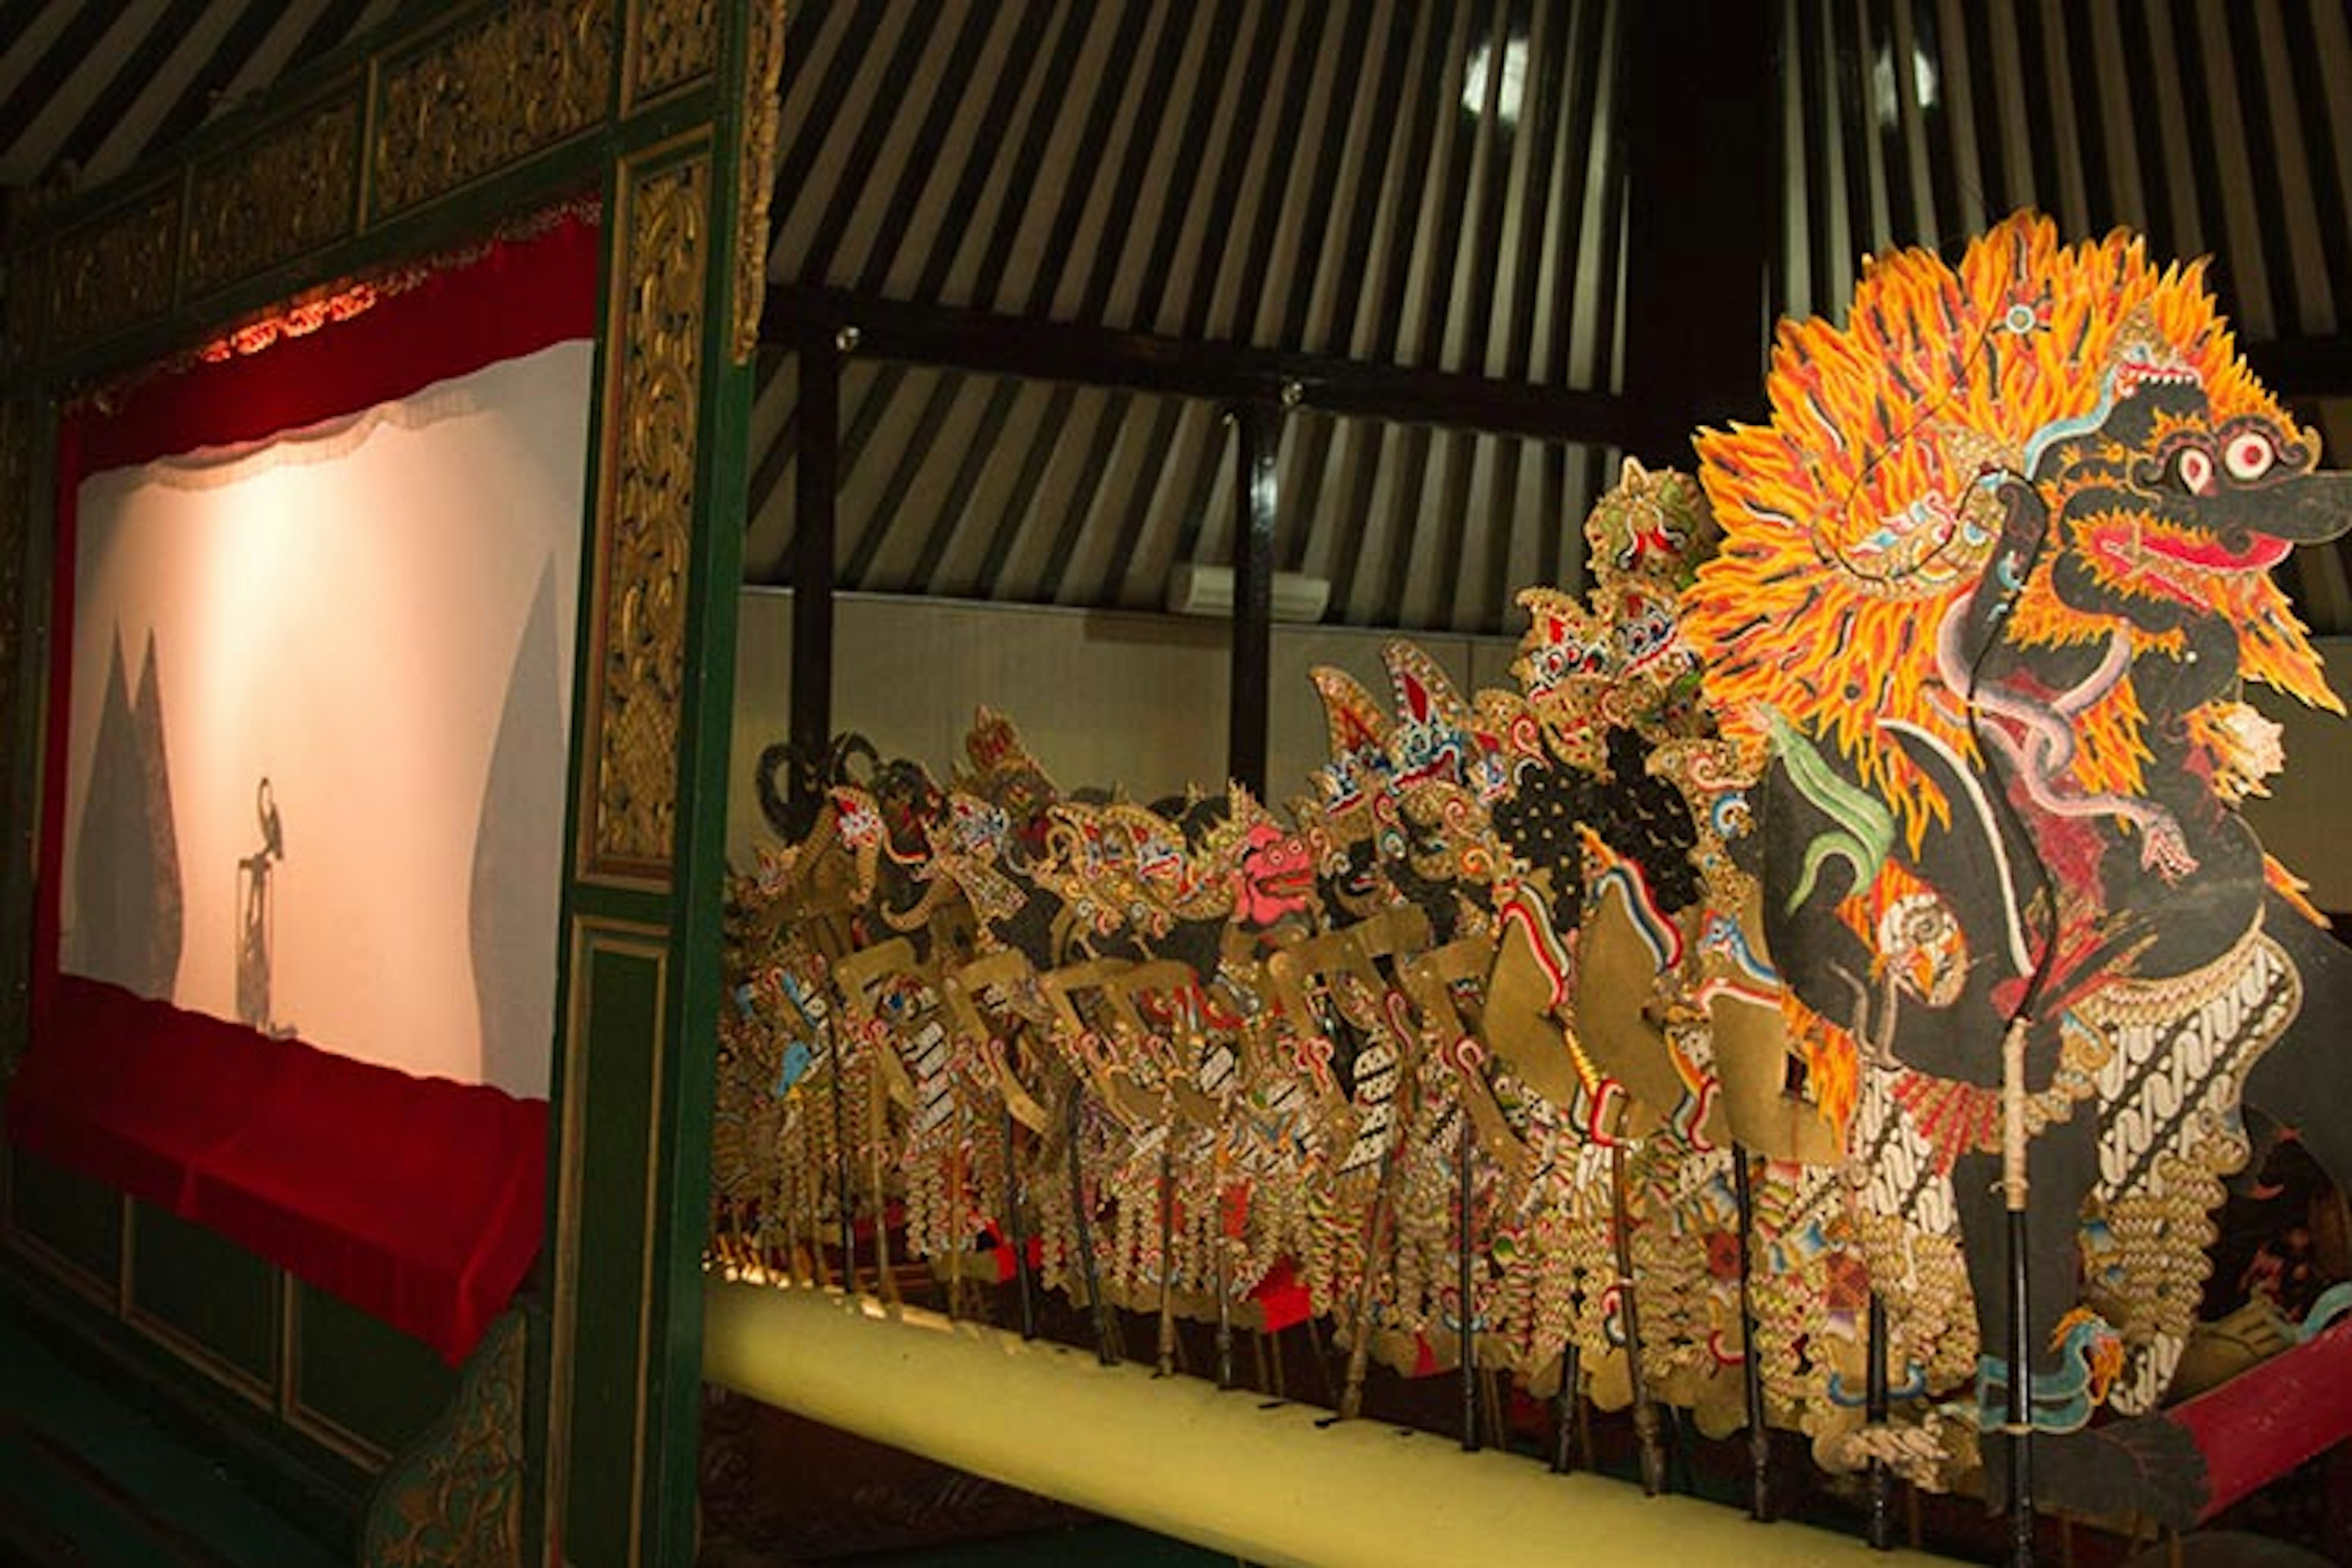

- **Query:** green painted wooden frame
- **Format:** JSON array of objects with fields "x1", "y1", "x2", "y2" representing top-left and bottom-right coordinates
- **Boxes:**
[{"x1": 0, "y1": 2, "x2": 783, "y2": 1562}]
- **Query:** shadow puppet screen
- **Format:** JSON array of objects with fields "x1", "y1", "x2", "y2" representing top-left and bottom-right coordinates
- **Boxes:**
[{"x1": 58, "y1": 339, "x2": 591, "y2": 1099}]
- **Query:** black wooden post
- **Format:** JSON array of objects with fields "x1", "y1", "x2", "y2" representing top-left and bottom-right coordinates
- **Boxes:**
[
  {"x1": 1227, "y1": 396, "x2": 1282, "y2": 798},
  {"x1": 790, "y1": 323, "x2": 844, "y2": 835},
  {"x1": 1618, "y1": 0, "x2": 1774, "y2": 465}
]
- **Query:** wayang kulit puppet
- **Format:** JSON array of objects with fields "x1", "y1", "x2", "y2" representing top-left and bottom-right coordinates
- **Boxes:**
[
  {"x1": 713, "y1": 212, "x2": 2352, "y2": 1537},
  {"x1": 1683, "y1": 211, "x2": 2352, "y2": 1525}
]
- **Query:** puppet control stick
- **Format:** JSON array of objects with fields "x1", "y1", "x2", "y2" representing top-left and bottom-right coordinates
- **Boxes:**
[
  {"x1": 1066, "y1": 1084, "x2": 1120, "y2": 1366},
  {"x1": 1611, "y1": 1140, "x2": 1668, "y2": 1498},
  {"x1": 1733, "y1": 1148, "x2": 1773, "y2": 1521},
  {"x1": 1550, "y1": 1340, "x2": 1583, "y2": 1474},
  {"x1": 2002, "y1": 1011, "x2": 2034, "y2": 1568},
  {"x1": 1006, "y1": 1104, "x2": 1038, "y2": 1339},
  {"x1": 1457, "y1": 1107, "x2": 1479, "y2": 1452},
  {"x1": 1867, "y1": 1291, "x2": 1892, "y2": 1549}
]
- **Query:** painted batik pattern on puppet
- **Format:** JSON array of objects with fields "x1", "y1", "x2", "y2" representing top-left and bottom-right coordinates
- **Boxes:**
[{"x1": 1683, "y1": 211, "x2": 2352, "y2": 1525}]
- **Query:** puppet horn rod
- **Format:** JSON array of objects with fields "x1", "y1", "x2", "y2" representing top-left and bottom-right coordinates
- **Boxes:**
[{"x1": 704, "y1": 1276, "x2": 1956, "y2": 1567}]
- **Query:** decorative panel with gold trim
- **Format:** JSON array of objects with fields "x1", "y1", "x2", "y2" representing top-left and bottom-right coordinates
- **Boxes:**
[
  {"x1": 185, "y1": 98, "x2": 363, "y2": 298},
  {"x1": 47, "y1": 185, "x2": 181, "y2": 354},
  {"x1": 625, "y1": 0, "x2": 719, "y2": 110},
  {"x1": 579, "y1": 145, "x2": 708, "y2": 885},
  {"x1": 371, "y1": 0, "x2": 617, "y2": 221},
  {"x1": 547, "y1": 916, "x2": 671, "y2": 1560},
  {"x1": 123, "y1": 1201, "x2": 277, "y2": 1411}
]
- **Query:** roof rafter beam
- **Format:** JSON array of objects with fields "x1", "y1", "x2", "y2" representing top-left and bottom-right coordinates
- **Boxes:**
[{"x1": 761, "y1": 284, "x2": 1630, "y2": 447}]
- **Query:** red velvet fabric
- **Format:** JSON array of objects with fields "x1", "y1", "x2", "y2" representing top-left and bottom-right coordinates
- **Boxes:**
[
  {"x1": 74, "y1": 209, "x2": 602, "y2": 476},
  {"x1": 8, "y1": 978, "x2": 549, "y2": 1360},
  {"x1": 10, "y1": 207, "x2": 597, "y2": 1365}
]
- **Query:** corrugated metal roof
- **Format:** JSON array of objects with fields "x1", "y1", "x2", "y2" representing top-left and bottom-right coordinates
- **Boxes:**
[
  {"x1": 0, "y1": 0, "x2": 401, "y2": 195},
  {"x1": 1773, "y1": 0, "x2": 2352, "y2": 344},
  {"x1": 748, "y1": 0, "x2": 1635, "y2": 632},
  {"x1": 6, "y1": 0, "x2": 2351, "y2": 634}
]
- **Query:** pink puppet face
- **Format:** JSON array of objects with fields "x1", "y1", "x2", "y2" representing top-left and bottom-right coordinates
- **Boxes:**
[{"x1": 1232, "y1": 821, "x2": 1313, "y2": 928}]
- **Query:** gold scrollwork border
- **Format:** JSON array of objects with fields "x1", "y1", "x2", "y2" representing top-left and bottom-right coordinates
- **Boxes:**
[
  {"x1": 371, "y1": 0, "x2": 616, "y2": 222},
  {"x1": 185, "y1": 97, "x2": 364, "y2": 299},
  {"x1": 47, "y1": 184, "x2": 181, "y2": 353},
  {"x1": 624, "y1": 0, "x2": 719, "y2": 111},
  {"x1": 358, "y1": 1308, "x2": 527, "y2": 1568},
  {"x1": 732, "y1": 1, "x2": 789, "y2": 365},
  {"x1": 578, "y1": 141, "x2": 709, "y2": 886}
]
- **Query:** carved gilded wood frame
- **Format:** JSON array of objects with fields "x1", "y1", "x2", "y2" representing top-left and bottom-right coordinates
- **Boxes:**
[{"x1": 0, "y1": 3, "x2": 787, "y2": 1564}]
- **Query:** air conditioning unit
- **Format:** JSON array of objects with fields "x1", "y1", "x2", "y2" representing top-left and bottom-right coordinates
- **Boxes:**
[{"x1": 1166, "y1": 564, "x2": 1332, "y2": 624}]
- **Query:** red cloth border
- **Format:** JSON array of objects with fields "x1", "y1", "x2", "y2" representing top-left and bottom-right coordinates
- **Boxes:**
[
  {"x1": 74, "y1": 209, "x2": 602, "y2": 476},
  {"x1": 2174, "y1": 1310, "x2": 2352, "y2": 1521},
  {"x1": 10, "y1": 209, "x2": 597, "y2": 1366},
  {"x1": 9, "y1": 979, "x2": 548, "y2": 1362}
]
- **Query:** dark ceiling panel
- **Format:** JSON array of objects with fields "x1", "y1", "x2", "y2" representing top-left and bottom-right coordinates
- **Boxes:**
[
  {"x1": 8, "y1": 1, "x2": 2346, "y2": 635},
  {"x1": 0, "y1": 0, "x2": 399, "y2": 197}
]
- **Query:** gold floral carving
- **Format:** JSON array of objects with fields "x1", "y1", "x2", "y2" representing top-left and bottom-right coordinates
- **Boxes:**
[
  {"x1": 185, "y1": 100, "x2": 361, "y2": 297},
  {"x1": 586, "y1": 152, "x2": 707, "y2": 881},
  {"x1": 358, "y1": 1310, "x2": 526, "y2": 1568},
  {"x1": 732, "y1": 1, "x2": 788, "y2": 364},
  {"x1": 48, "y1": 187, "x2": 180, "y2": 352},
  {"x1": 626, "y1": 0, "x2": 718, "y2": 108},
  {"x1": 372, "y1": 0, "x2": 616, "y2": 220}
]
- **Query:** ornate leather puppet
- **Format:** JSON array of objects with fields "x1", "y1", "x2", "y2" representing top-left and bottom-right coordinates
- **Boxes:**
[
  {"x1": 713, "y1": 858, "x2": 845, "y2": 1285},
  {"x1": 820, "y1": 739, "x2": 967, "y2": 956},
  {"x1": 1683, "y1": 212, "x2": 2352, "y2": 1525},
  {"x1": 718, "y1": 747, "x2": 887, "y2": 1290},
  {"x1": 1499, "y1": 462, "x2": 1752, "y2": 1447}
]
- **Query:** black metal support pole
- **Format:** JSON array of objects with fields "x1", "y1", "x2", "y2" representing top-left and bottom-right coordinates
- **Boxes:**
[
  {"x1": 788, "y1": 325, "x2": 843, "y2": 837},
  {"x1": 1733, "y1": 1148, "x2": 1773, "y2": 1521},
  {"x1": 1227, "y1": 398, "x2": 1281, "y2": 800},
  {"x1": 1618, "y1": 0, "x2": 1773, "y2": 465}
]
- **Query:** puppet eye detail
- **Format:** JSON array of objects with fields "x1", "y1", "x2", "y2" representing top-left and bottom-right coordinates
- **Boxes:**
[
  {"x1": 2172, "y1": 445, "x2": 2217, "y2": 496},
  {"x1": 2223, "y1": 427, "x2": 2277, "y2": 482}
]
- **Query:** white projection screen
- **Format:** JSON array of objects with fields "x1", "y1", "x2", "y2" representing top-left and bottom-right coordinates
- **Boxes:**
[{"x1": 58, "y1": 340, "x2": 592, "y2": 1099}]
